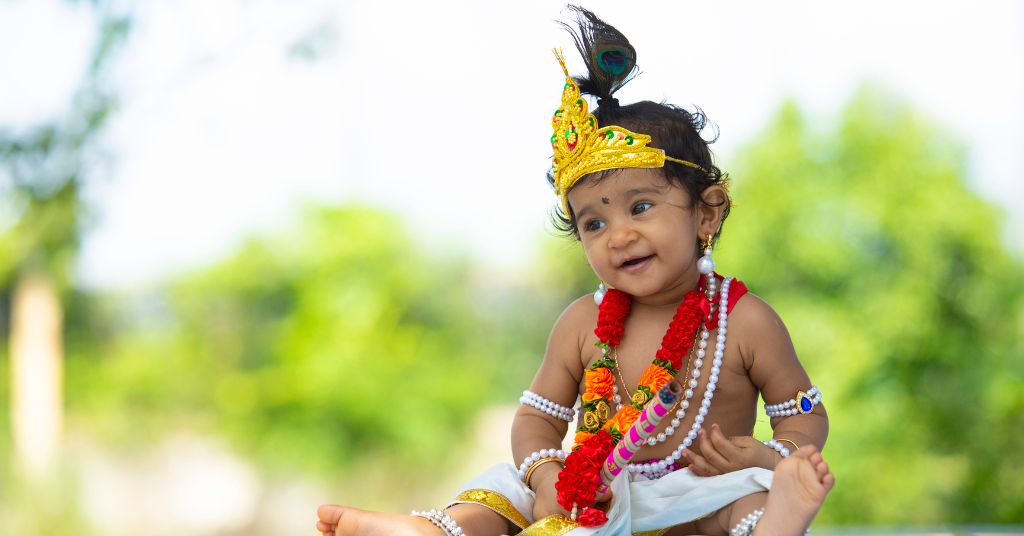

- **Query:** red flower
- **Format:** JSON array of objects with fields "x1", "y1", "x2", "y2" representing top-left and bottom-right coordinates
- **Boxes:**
[
  {"x1": 594, "y1": 289, "x2": 631, "y2": 346},
  {"x1": 577, "y1": 507, "x2": 609, "y2": 527},
  {"x1": 556, "y1": 431, "x2": 617, "y2": 511}
]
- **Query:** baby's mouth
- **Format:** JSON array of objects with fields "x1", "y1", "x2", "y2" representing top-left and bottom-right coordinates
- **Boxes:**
[{"x1": 621, "y1": 254, "x2": 654, "y2": 267}]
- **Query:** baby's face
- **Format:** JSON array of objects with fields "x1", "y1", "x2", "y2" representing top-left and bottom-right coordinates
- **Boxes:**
[{"x1": 568, "y1": 168, "x2": 702, "y2": 305}]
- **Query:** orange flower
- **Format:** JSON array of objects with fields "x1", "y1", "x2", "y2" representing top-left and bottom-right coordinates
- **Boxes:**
[
  {"x1": 573, "y1": 430, "x2": 596, "y2": 447},
  {"x1": 638, "y1": 364, "x2": 674, "y2": 392},
  {"x1": 584, "y1": 367, "x2": 615, "y2": 398},
  {"x1": 603, "y1": 405, "x2": 641, "y2": 433}
]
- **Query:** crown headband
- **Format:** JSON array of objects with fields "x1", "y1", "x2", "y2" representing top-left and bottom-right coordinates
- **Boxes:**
[{"x1": 550, "y1": 49, "x2": 707, "y2": 215}]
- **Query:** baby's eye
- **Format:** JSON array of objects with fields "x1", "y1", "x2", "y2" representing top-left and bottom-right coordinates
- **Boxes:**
[
  {"x1": 633, "y1": 202, "x2": 653, "y2": 215},
  {"x1": 585, "y1": 219, "x2": 606, "y2": 232}
]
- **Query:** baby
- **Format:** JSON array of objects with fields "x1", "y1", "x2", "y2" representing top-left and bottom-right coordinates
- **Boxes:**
[{"x1": 318, "y1": 7, "x2": 833, "y2": 536}]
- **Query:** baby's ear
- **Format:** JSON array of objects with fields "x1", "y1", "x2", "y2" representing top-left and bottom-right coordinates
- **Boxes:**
[{"x1": 697, "y1": 185, "x2": 729, "y2": 231}]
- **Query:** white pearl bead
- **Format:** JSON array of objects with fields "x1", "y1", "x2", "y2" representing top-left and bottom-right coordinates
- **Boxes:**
[
  {"x1": 692, "y1": 369, "x2": 701, "y2": 379},
  {"x1": 695, "y1": 415, "x2": 704, "y2": 424},
  {"x1": 685, "y1": 389, "x2": 693, "y2": 399},
  {"x1": 692, "y1": 422, "x2": 701, "y2": 430},
  {"x1": 689, "y1": 379, "x2": 698, "y2": 388},
  {"x1": 715, "y1": 350, "x2": 724, "y2": 359},
  {"x1": 697, "y1": 349, "x2": 705, "y2": 358},
  {"x1": 671, "y1": 418, "x2": 681, "y2": 427},
  {"x1": 717, "y1": 334, "x2": 726, "y2": 343},
  {"x1": 657, "y1": 433, "x2": 666, "y2": 442},
  {"x1": 701, "y1": 330, "x2": 709, "y2": 338},
  {"x1": 698, "y1": 407, "x2": 708, "y2": 416},
  {"x1": 531, "y1": 452, "x2": 541, "y2": 461},
  {"x1": 705, "y1": 390, "x2": 714, "y2": 399},
  {"x1": 716, "y1": 342, "x2": 725, "y2": 351},
  {"x1": 709, "y1": 375, "x2": 719, "y2": 384},
  {"x1": 702, "y1": 398, "x2": 711, "y2": 408},
  {"x1": 697, "y1": 256, "x2": 715, "y2": 274},
  {"x1": 665, "y1": 426, "x2": 675, "y2": 435},
  {"x1": 687, "y1": 430, "x2": 698, "y2": 440},
  {"x1": 647, "y1": 436, "x2": 657, "y2": 446},
  {"x1": 682, "y1": 400, "x2": 689, "y2": 409}
]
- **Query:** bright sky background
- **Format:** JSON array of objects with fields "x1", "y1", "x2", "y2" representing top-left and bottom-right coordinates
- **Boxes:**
[{"x1": 1, "y1": 0, "x2": 1022, "y2": 289}]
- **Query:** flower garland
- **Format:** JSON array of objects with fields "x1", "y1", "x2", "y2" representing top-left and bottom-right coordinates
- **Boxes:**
[{"x1": 556, "y1": 277, "x2": 712, "y2": 525}]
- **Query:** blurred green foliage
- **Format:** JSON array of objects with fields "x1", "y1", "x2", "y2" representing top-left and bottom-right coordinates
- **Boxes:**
[
  {"x1": 61, "y1": 207, "x2": 595, "y2": 479},
  {"x1": 718, "y1": 89, "x2": 1024, "y2": 523}
]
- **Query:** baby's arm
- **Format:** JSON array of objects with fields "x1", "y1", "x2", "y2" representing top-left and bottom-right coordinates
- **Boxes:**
[
  {"x1": 738, "y1": 294, "x2": 829, "y2": 460},
  {"x1": 684, "y1": 294, "x2": 828, "y2": 476},
  {"x1": 511, "y1": 296, "x2": 592, "y2": 520}
]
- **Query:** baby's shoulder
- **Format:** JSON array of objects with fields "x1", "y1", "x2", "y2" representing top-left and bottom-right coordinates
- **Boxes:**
[
  {"x1": 728, "y1": 291, "x2": 785, "y2": 329},
  {"x1": 551, "y1": 293, "x2": 601, "y2": 348},
  {"x1": 725, "y1": 291, "x2": 793, "y2": 368}
]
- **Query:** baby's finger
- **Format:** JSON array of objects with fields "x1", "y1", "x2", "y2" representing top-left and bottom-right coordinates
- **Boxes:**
[
  {"x1": 681, "y1": 449, "x2": 722, "y2": 476},
  {"x1": 697, "y1": 429, "x2": 729, "y2": 469},
  {"x1": 709, "y1": 424, "x2": 741, "y2": 459}
]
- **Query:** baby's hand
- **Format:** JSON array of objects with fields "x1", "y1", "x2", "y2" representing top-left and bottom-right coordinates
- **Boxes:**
[
  {"x1": 681, "y1": 424, "x2": 778, "y2": 476},
  {"x1": 532, "y1": 471, "x2": 572, "y2": 521}
]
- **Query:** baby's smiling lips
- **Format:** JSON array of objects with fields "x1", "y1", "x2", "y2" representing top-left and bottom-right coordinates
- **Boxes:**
[{"x1": 620, "y1": 254, "x2": 655, "y2": 273}]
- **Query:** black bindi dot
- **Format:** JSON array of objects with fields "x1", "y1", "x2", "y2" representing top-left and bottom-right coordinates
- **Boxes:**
[{"x1": 602, "y1": 197, "x2": 610, "y2": 204}]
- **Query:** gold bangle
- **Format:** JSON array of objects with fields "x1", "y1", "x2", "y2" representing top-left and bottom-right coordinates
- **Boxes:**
[
  {"x1": 524, "y1": 457, "x2": 565, "y2": 490},
  {"x1": 775, "y1": 439, "x2": 800, "y2": 452}
]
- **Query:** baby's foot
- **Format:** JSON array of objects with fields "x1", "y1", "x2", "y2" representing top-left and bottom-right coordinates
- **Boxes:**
[
  {"x1": 316, "y1": 504, "x2": 445, "y2": 536},
  {"x1": 752, "y1": 445, "x2": 834, "y2": 536}
]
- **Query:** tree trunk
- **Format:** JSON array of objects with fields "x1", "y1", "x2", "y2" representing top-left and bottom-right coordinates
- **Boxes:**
[{"x1": 9, "y1": 271, "x2": 63, "y2": 478}]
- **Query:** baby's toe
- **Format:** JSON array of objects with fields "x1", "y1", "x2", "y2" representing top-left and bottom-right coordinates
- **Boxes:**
[
  {"x1": 823, "y1": 472, "x2": 836, "y2": 492},
  {"x1": 815, "y1": 460, "x2": 830, "y2": 480}
]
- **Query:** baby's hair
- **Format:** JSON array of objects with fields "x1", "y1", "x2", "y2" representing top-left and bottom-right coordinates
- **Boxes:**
[{"x1": 547, "y1": 6, "x2": 731, "y2": 244}]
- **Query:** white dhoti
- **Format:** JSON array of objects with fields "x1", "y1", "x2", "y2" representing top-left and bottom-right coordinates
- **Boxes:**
[{"x1": 448, "y1": 464, "x2": 774, "y2": 536}]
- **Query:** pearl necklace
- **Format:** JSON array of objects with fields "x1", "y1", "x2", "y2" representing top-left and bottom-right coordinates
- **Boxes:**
[{"x1": 627, "y1": 277, "x2": 732, "y2": 479}]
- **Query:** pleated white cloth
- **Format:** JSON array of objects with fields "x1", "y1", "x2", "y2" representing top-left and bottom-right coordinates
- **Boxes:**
[{"x1": 449, "y1": 463, "x2": 774, "y2": 535}]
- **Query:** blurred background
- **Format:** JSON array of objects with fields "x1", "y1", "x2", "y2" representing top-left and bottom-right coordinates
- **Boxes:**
[{"x1": 1, "y1": 0, "x2": 1023, "y2": 534}]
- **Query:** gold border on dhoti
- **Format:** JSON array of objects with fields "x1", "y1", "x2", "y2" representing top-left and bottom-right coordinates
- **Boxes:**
[
  {"x1": 634, "y1": 529, "x2": 671, "y2": 536},
  {"x1": 519, "y1": 515, "x2": 581, "y2": 536},
  {"x1": 448, "y1": 489, "x2": 532, "y2": 529}
]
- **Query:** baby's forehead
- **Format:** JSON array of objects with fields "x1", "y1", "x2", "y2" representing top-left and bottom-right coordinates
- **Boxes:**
[{"x1": 571, "y1": 168, "x2": 673, "y2": 199}]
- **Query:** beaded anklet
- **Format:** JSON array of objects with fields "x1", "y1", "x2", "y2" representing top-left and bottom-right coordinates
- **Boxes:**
[
  {"x1": 411, "y1": 509, "x2": 464, "y2": 536},
  {"x1": 520, "y1": 390, "x2": 576, "y2": 422},
  {"x1": 730, "y1": 507, "x2": 812, "y2": 536}
]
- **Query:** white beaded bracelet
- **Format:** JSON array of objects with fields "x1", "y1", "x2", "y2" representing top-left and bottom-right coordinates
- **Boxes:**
[
  {"x1": 763, "y1": 439, "x2": 791, "y2": 458},
  {"x1": 520, "y1": 390, "x2": 576, "y2": 422},
  {"x1": 765, "y1": 386, "x2": 821, "y2": 417},
  {"x1": 411, "y1": 509, "x2": 464, "y2": 536},
  {"x1": 517, "y1": 448, "x2": 568, "y2": 481}
]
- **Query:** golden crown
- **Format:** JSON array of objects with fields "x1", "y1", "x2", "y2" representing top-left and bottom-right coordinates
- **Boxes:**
[{"x1": 550, "y1": 49, "x2": 705, "y2": 215}]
